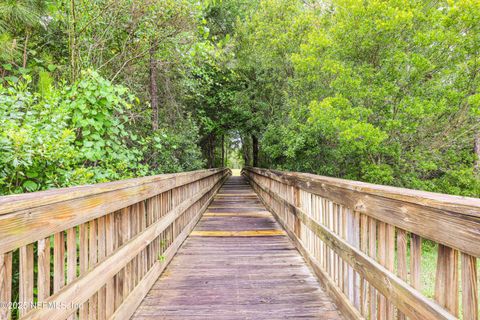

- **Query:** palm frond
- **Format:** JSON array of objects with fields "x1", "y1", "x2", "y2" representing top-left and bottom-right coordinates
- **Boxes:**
[{"x1": 0, "y1": 0, "x2": 45, "y2": 32}]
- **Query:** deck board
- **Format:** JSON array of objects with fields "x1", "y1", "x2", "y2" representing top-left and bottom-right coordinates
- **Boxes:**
[{"x1": 132, "y1": 176, "x2": 343, "y2": 319}]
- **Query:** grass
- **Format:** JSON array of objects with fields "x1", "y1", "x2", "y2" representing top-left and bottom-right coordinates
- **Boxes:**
[{"x1": 399, "y1": 238, "x2": 480, "y2": 319}]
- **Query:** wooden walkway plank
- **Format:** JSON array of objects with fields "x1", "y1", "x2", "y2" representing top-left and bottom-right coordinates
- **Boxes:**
[{"x1": 132, "y1": 176, "x2": 343, "y2": 319}]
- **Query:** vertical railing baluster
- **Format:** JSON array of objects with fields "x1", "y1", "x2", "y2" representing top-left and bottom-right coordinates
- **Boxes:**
[
  {"x1": 385, "y1": 224, "x2": 395, "y2": 320},
  {"x1": 88, "y1": 219, "x2": 98, "y2": 319},
  {"x1": 435, "y1": 245, "x2": 459, "y2": 316},
  {"x1": 66, "y1": 227, "x2": 77, "y2": 320},
  {"x1": 105, "y1": 213, "x2": 115, "y2": 318},
  {"x1": 79, "y1": 223, "x2": 89, "y2": 319},
  {"x1": 410, "y1": 233, "x2": 422, "y2": 292},
  {"x1": 396, "y1": 229, "x2": 408, "y2": 320},
  {"x1": 360, "y1": 213, "x2": 369, "y2": 317},
  {"x1": 369, "y1": 217, "x2": 377, "y2": 320},
  {"x1": 0, "y1": 252, "x2": 12, "y2": 320},
  {"x1": 19, "y1": 244, "x2": 34, "y2": 316},
  {"x1": 37, "y1": 238, "x2": 50, "y2": 303},
  {"x1": 461, "y1": 253, "x2": 478, "y2": 320},
  {"x1": 97, "y1": 217, "x2": 106, "y2": 320}
]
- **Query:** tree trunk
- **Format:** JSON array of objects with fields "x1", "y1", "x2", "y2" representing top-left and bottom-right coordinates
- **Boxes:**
[
  {"x1": 150, "y1": 40, "x2": 159, "y2": 131},
  {"x1": 241, "y1": 136, "x2": 250, "y2": 166},
  {"x1": 209, "y1": 134, "x2": 216, "y2": 168},
  {"x1": 221, "y1": 134, "x2": 225, "y2": 167},
  {"x1": 252, "y1": 134, "x2": 259, "y2": 167},
  {"x1": 475, "y1": 130, "x2": 480, "y2": 175},
  {"x1": 22, "y1": 30, "x2": 30, "y2": 68},
  {"x1": 69, "y1": 0, "x2": 77, "y2": 82},
  {"x1": 225, "y1": 142, "x2": 228, "y2": 168}
]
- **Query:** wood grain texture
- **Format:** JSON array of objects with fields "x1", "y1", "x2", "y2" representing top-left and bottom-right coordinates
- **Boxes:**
[
  {"x1": 0, "y1": 169, "x2": 229, "y2": 320},
  {"x1": 396, "y1": 229, "x2": 407, "y2": 320},
  {"x1": 37, "y1": 237, "x2": 50, "y2": 302},
  {"x1": 53, "y1": 232, "x2": 65, "y2": 293},
  {"x1": 79, "y1": 223, "x2": 89, "y2": 320},
  {"x1": 66, "y1": 228, "x2": 77, "y2": 320},
  {"x1": 89, "y1": 219, "x2": 98, "y2": 320},
  {"x1": 190, "y1": 229, "x2": 285, "y2": 237},
  {"x1": 359, "y1": 213, "x2": 369, "y2": 318},
  {"x1": 2, "y1": 166, "x2": 476, "y2": 320},
  {"x1": 246, "y1": 172, "x2": 457, "y2": 320},
  {"x1": 461, "y1": 253, "x2": 478, "y2": 320},
  {"x1": 243, "y1": 167, "x2": 480, "y2": 216},
  {"x1": 0, "y1": 169, "x2": 224, "y2": 255},
  {"x1": 104, "y1": 213, "x2": 115, "y2": 319},
  {"x1": 243, "y1": 167, "x2": 480, "y2": 257},
  {"x1": 110, "y1": 184, "x2": 214, "y2": 320},
  {"x1": 410, "y1": 233, "x2": 422, "y2": 291},
  {"x1": 434, "y1": 245, "x2": 459, "y2": 316},
  {"x1": 0, "y1": 169, "x2": 222, "y2": 216},
  {"x1": 368, "y1": 217, "x2": 377, "y2": 320},
  {"x1": 19, "y1": 244, "x2": 34, "y2": 316},
  {"x1": 97, "y1": 217, "x2": 106, "y2": 320},
  {"x1": 0, "y1": 252, "x2": 12, "y2": 320},
  {"x1": 385, "y1": 224, "x2": 395, "y2": 320},
  {"x1": 262, "y1": 192, "x2": 361, "y2": 320},
  {"x1": 19, "y1": 171, "x2": 229, "y2": 320},
  {"x1": 132, "y1": 176, "x2": 344, "y2": 320}
]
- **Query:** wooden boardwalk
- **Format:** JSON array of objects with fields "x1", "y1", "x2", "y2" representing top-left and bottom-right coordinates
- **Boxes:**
[
  {"x1": 132, "y1": 176, "x2": 343, "y2": 319},
  {"x1": 3, "y1": 169, "x2": 477, "y2": 319}
]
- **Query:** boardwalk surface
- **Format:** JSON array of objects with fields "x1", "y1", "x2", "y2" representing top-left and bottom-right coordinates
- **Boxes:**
[{"x1": 132, "y1": 176, "x2": 343, "y2": 319}]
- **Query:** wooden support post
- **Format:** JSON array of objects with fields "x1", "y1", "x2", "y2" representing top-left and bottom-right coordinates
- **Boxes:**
[
  {"x1": 54, "y1": 232, "x2": 65, "y2": 293},
  {"x1": 19, "y1": 244, "x2": 34, "y2": 316},
  {"x1": 0, "y1": 252, "x2": 12, "y2": 320},
  {"x1": 410, "y1": 234, "x2": 422, "y2": 291},
  {"x1": 435, "y1": 245, "x2": 459, "y2": 316},
  {"x1": 461, "y1": 253, "x2": 478, "y2": 320},
  {"x1": 37, "y1": 238, "x2": 50, "y2": 302},
  {"x1": 105, "y1": 213, "x2": 116, "y2": 318},
  {"x1": 79, "y1": 223, "x2": 89, "y2": 320},
  {"x1": 368, "y1": 217, "x2": 377, "y2": 320},
  {"x1": 89, "y1": 219, "x2": 98, "y2": 319},
  {"x1": 294, "y1": 187, "x2": 301, "y2": 237},
  {"x1": 66, "y1": 228, "x2": 77, "y2": 320},
  {"x1": 97, "y1": 217, "x2": 106, "y2": 320},
  {"x1": 396, "y1": 229, "x2": 408, "y2": 320}
]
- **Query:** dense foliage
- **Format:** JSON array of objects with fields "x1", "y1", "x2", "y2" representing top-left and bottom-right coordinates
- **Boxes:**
[
  {"x1": 232, "y1": 0, "x2": 480, "y2": 196},
  {"x1": 0, "y1": 0, "x2": 479, "y2": 196},
  {"x1": 0, "y1": 0, "x2": 208, "y2": 194}
]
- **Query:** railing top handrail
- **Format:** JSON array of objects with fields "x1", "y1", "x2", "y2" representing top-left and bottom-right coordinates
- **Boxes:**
[
  {"x1": 0, "y1": 168, "x2": 228, "y2": 216},
  {"x1": 243, "y1": 167, "x2": 480, "y2": 217}
]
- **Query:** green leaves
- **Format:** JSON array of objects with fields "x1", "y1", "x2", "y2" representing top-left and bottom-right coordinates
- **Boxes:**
[
  {"x1": 0, "y1": 72, "x2": 140, "y2": 194},
  {"x1": 63, "y1": 70, "x2": 139, "y2": 166},
  {"x1": 0, "y1": 76, "x2": 77, "y2": 194},
  {"x1": 236, "y1": 0, "x2": 480, "y2": 196},
  {"x1": 22, "y1": 180, "x2": 38, "y2": 192},
  {"x1": 0, "y1": 0, "x2": 478, "y2": 198}
]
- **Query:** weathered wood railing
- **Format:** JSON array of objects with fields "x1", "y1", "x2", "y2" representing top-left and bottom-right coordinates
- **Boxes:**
[
  {"x1": 243, "y1": 167, "x2": 479, "y2": 320},
  {"x1": 0, "y1": 168, "x2": 230, "y2": 320}
]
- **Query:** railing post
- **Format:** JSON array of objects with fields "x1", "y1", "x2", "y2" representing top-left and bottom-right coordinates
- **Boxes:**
[
  {"x1": 293, "y1": 186, "x2": 301, "y2": 237},
  {"x1": 0, "y1": 252, "x2": 12, "y2": 319},
  {"x1": 0, "y1": 168, "x2": 228, "y2": 320},
  {"x1": 246, "y1": 167, "x2": 479, "y2": 320}
]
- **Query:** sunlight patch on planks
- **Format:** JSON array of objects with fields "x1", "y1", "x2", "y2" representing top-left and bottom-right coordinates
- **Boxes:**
[{"x1": 190, "y1": 229, "x2": 286, "y2": 237}]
